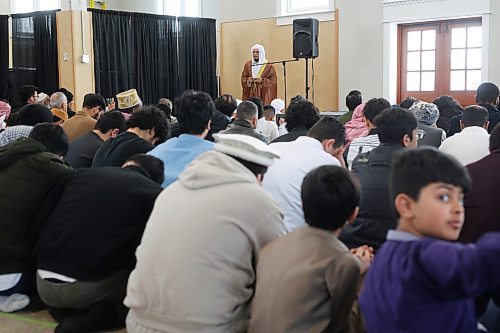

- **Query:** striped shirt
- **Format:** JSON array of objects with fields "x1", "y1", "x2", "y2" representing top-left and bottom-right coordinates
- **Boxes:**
[{"x1": 347, "y1": 130, "x2": 380, "y2": 170}]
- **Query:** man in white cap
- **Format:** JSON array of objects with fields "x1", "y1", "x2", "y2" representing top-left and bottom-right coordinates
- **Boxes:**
[
  {"x1": 241, "y1": 44, "x2": 277, "y2": 105},
  {"x1": 125, "y1": 133, "x2": 286, "y2": 333}
]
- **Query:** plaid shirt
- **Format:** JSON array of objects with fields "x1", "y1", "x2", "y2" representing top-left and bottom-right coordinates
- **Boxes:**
[{"x1": 0, "y1": 126, "x2": 33, "y2": 147}]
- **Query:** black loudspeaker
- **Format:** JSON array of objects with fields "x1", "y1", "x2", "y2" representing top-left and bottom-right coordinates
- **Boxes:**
[{"x1": 293, "y1": 18, "x2": 319, "y2": 59}]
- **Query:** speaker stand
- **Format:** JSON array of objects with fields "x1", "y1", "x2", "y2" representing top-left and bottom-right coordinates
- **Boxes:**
[
  {"x1": 305, "y1": 58, "x2": 310, "y2": 100},
  {"x1": 282, "y1": 61, "x2": 288, "y2": 109},
  {"x1": 253, "y1": 59, "x2": 299, "y2": 108}
]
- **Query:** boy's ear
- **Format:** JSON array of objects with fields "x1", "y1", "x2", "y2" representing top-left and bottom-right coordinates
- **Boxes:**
[
  {"x1": 402, "y1": 134, "x2": 413, "y2": 147},
  {"x1": 111, "y1": 128, "x2": 120, "y2": 137},
  {"x1": 346, "y1": 207, "x2": 359, "y2": 225},
  {"x1": 394, "y1": 193, "x2": 416, "y2": 220}
]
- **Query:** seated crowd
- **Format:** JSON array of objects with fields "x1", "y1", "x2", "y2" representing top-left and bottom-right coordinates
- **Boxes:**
[{"x1": 0, "y1": 81, "x2": 500, "y2": 333}]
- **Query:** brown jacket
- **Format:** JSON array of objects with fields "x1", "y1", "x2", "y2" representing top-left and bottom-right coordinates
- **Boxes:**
[
  {"x1": 241, "y1": 60, "x2": 277, "y2": 105},
  {"x1": 62, "y1": 111, "x2": 97, "y2": 142},
  {"x1": 249, "y1": 226, "x2": 361, "y2": 333}
]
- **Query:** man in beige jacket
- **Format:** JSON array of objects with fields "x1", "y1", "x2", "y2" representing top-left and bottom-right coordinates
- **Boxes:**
[
  {"x1": 125, "y1": 133, "x2": 286, "y2": 333},
  {"x1": 62, "y1": 93, "x2": 106, "y2": 142}
]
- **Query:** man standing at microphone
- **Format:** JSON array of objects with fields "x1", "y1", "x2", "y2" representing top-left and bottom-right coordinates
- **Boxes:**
[{"x1": 241, "y1": 44, "x2": 278, "y2": 105}]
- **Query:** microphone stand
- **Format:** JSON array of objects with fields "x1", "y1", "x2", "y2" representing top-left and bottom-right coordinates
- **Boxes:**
[{"x1": 252, "y1": 59, "x2": 299, "y2": 108}]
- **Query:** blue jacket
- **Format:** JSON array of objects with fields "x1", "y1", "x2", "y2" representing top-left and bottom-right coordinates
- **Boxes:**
[{"x1": 148, "y1": 134, "x2": 213, "y2": 188}]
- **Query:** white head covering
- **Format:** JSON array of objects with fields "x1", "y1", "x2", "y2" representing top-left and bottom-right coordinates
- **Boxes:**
[
  {"x1": 271, "y1": 98, "x2": 285, "y2": 113},
  {"x1": 251, "y1": 44, "x2": 267, "y2": 78},
  {"x1": 214, "y1": 133, "x2": 280, "y2": 167},
  {"x1": 37, "y1": 93, "x2": 49, "y2": 104}
]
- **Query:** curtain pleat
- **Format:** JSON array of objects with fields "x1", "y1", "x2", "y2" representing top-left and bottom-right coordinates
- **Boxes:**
[
  {"x1": 91, "y1": 10, "x2": 178, "y2": 104},
  {"x1": 0, "y1": 15, "x2": 8, "y2": 100},
  {"x1": 11, "y1": 11, "x2": 59, "y2": 104},
  {"x1": 33, "y1": 12, "x2": 59, "y2": 94},
  {"x1": 91, "y1": 10, "x2": 217, "y2": 104},
  {"x1": 177, "y1": 17, "x2": 217, "y2": 99}
]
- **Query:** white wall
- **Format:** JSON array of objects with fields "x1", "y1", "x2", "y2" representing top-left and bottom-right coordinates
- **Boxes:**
[
  {"x1": 104, "y1": 0, "x2": 158, "y2": 14},
  {"x1": 489, "y1": 0, "x2": 500, "y2": 84},
  {"x1": 103, "y1": 0, "x2": 219, "y2": 18},
  {"x1": 218, "y1": 0, "x2": 275, "y2": 22},
  {"x1": 0, "y1": 1, "x2": 10, "y2": 14},
  {"x1": 201, "y1": 0, "x2": 219, "y2": 20},
  {"x1": 336, "y1": 0, "x2": 384, "y2": 105}
]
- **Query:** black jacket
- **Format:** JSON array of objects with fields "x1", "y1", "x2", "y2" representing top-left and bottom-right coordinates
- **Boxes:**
[
  {"x1": 339, "y1": 143, "x2": 404, "y2": 250},
  {"x1": 417, "y1": 123, "x2": 443, "y2": 148},
  {"x1": 219, "y1": 119, "x2": 267, "y2": 143},
  {"x1": 271, "y1": 126, "x2": 308, "y2": 143},
  {"x1": 436, "y1": 106, "x2": 462, "y2": 133},
  {"x1": 206, "y1": 110, "x2": 230, "y2": 142},
  {"x1": 92, "y1": 131, "x2": 153, "y2": 167},
  {"x1": 65, "y1": 131, "x2": 104, "y2": 169},
  {"x1": 34, "y1": 167, "x2": 163, "y2": 281},
  {"x1": 447, "y1": 104, "x2": 500, "y2": 137},
  {"x1": 0, "y1": 138, "x2": 71, "y2": 274}
]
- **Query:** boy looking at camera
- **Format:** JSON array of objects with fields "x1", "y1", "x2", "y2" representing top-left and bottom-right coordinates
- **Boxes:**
[{"x1": 360, "y1": 148, "x2": 500, "y2": 332}]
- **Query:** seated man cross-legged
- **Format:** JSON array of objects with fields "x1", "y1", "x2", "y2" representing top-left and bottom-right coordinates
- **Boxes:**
[{"x1": 34, "y1": 155, "x2": 164, "y2": 333}]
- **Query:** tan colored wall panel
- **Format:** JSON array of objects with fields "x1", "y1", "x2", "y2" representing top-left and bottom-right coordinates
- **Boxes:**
[
  {"x1": 220, "y1": 18, "x2": 338, "y2": 111},
  {"x1": 56, "y1": 11, "x2": 94, "y2": 110},
  {"x1": 57, "y1": 11, "x2": 74, "y2": 97}
]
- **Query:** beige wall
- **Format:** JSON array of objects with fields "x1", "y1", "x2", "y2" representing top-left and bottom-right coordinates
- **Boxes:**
[
  {"x1": 220, "y1": 17, "x2": 339, "y2": 111},
  {"x1": 56, "y1": 11, "x2": 94, "y2": 110},
  {"x1": 489, "y1": 0, "x2": 500, "y2": 84}
]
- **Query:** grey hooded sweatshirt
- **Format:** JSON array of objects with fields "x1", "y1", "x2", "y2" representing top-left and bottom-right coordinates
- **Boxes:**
[{"x1": 125, "y1": 150, "x2": 286, "y2": 333}]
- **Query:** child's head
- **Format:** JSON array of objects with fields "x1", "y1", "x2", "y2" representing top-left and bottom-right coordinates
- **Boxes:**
[
  {"x1": 302, "y1": 165, "x2": 360, "y2": 232},
  {"x1": 390, "y1": 148, "x2": 471, "y2": 240},
  {"x1": 263, "y1": 105, "x2": 276, "y2": 121}
]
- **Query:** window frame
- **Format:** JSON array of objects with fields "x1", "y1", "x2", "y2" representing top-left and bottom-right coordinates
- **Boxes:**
[
  {"x1": 157, "y1": 0, "x2": 202, "y2": 17},
  {"x1": 10, "y1": 0, "x2": 61, "y2": 13},
  {"x1": 279, "y1": 0, "x2": 333, "y2": 16},
  {"x1": 398, "y1": 17, "x2": 482, "y2": 106}
]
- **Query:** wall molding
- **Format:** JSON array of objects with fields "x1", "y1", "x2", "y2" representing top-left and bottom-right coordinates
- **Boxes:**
[
  {"x1": 275, "y1": 10, "x2": 335, "y2": 26},
  {"x1": 382, "y1": 0, "x2": 445, "y2": 7}
]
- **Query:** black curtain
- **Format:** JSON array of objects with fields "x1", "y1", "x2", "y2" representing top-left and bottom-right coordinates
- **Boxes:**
[
  {"x1": 0, "y1": 15, "x2": 8, "y2": 100},
  {"x1": 132, "y1": 13, "x2": 177, "y2": 104},
  {"x1": 11, "y1": 13, "x2": 35, "y2": 103},
  {"x1": 33, "y1": 11, "x2": 59, "y2": 94},
  {"x1": 92, "y1": 10, "x2": 134, "y2": 100},
  {"x1": 177, "y1": 17, "x2": 217, "y2": 99},
  {"x1": 11, "y1": 11, "x2": 59, "y2": 102},
  {"x1": 92, "y1": 10, "x2": 218, "y2": 104},
  {"x1": 92, "y1": 10, "x2": 178, "y2": 104}
]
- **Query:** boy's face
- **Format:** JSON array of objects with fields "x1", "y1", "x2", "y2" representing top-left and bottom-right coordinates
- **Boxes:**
[{"x1": 398, "y1": 182, "x2": 465, "y2": 241}]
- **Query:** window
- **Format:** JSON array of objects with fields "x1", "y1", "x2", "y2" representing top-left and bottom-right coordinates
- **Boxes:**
[
  {"x1": 280, "y1": 0, "x2": 332, "y2": 15},
  {"x1": 158, "y1": 0, "x2": 200, "y2": 17},
  {"x1": 399, "y1": 18, "x2": 482, "y2": 106},
  {"x1": 11, "y1": 0, "x2": 60, "y2": 13}
]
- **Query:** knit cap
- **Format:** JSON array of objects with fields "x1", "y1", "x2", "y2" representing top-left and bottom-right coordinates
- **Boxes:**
[{"x1": 410, "y1": 101, "x2": 440, "y2": 126}]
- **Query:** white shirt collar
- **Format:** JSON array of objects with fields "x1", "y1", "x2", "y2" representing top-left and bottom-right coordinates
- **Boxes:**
[
  {"x1": 387, "y1": 230, "x2": 420, "y2": 242},
  {"x1": 460, "y1": 126, "x2": 489, "y2": 135}
]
